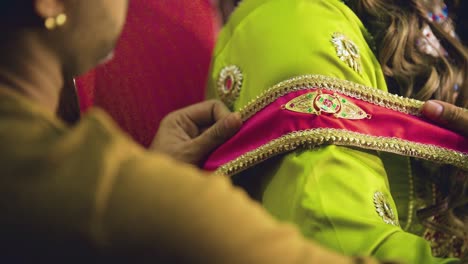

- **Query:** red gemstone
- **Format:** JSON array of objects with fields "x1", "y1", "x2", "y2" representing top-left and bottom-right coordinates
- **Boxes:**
[
  {"x1": 224, "y1": 76, "x2": 233, "y2": 91},
  {"x1": 324, "y1": 99, "x2": 333, "y2": 107}
]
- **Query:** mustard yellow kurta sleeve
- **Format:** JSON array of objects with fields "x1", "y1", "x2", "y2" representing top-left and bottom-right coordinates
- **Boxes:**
[
  {"x1": 207, "y1": 0, "x2": 460, "y2": 262},
  {"x1": 0, "y1": 89, "x2": 367, "y2": 263}
]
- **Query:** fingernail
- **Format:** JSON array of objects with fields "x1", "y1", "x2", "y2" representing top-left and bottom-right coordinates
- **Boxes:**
[{"x1": 423, "y1": 101, "x2": 444, "y2": 120}]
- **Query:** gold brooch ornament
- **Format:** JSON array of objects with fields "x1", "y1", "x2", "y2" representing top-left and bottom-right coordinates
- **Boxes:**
[
  {"x1": 331, "y1": 32, "x2": 362, "y2": 74},
  {"x1": 282, "y1": 91, "x2": 371, "y2": 120},
  {"x1": 217, "y1": 65, "x2": 243, "y2": 108},
  {"x1": 373, "y1": 192, "x2": 399, "y2": 226}
]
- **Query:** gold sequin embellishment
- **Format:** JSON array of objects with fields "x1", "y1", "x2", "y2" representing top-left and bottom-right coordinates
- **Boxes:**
[
  {"x1": 282, "y1": 91, "x2": 371, "y2": 120},
  {"x1": 217, "y1": 65, "x2": 243, "y2": 108},
  {"x1": 373, "y1": 192, "x2": 399, "y2": 226},
  {"x1": 331, "y1": 32, "x2": 362, "y2": 74}
]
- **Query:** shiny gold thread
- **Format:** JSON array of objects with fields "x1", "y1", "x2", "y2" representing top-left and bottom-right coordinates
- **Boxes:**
[
  {"x1": 238, "y1": 75, "x2": 424, "y2": 120},
  {"x1": 216, "y1": 129, "x2": 467, "y2": 176}
]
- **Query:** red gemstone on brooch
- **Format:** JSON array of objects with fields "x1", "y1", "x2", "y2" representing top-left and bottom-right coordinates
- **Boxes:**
[
  {"x1": 282, "y1": 91, "x2": 370, "y2": 120},
  {"x1": 217, "y1": 65, "x2": 243, "y2": 109},
  {"x1": 314, "y1": 94, "x2": 341, "y2": 114},
  {"x1": 224, "y1": 76, "x2": 233, "y2": 92}
]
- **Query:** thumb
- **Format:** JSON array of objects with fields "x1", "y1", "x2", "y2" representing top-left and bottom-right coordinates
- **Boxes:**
[
  {"x1": 422, "y1": 100, "x2": 468, "y2": 136},
  {"x1": 193, "y1": 112, "x2": 243, "y2": 158}
]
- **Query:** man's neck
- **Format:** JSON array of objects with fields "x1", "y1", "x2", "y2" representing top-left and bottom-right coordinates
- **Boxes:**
[{"x1": 0, "y1": 32, "x2": 64, "y2": 114}]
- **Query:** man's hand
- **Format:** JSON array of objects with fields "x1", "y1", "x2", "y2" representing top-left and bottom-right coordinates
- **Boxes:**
[
  {"x1": 422, "y1": 100, "x2": 468, "y2": 137},
  {"x1": 151, "y1": 100, "x2": 242, "y2": 165}
]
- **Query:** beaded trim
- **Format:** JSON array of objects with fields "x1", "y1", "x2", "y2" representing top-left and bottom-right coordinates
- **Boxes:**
[
  {"x1": 216, "y1": 128, "x2": 467, "y2": 175},
  {"x1": 238, "y1": 75, "x2": 424, "y2": 121},
  {"x1": 402, "y1": 158, "x2": 415, "y2": 231}
]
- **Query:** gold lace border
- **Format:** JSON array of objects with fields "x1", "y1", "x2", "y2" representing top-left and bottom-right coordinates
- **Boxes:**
[
  {"x1": 216, "y1": 128, "x2": 468, "y2": 176},
  {"x1": 239, "y1": 75, "x2": 424, "y2": 120}
]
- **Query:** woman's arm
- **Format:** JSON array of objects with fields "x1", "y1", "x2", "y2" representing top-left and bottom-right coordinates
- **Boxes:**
[{"x1": 258, "y1": 146, "x2": 457, "y2": 264}]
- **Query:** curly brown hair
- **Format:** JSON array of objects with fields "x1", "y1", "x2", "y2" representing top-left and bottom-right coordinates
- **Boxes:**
[
  {"x1": 348, "y1": 0, "x2": 467, "y2": 108},
  {"x1": 347, "y1": 0, "x2": 467, "y2": 258}
]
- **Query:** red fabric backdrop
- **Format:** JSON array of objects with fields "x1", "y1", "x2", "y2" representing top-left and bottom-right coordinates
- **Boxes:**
[{"x1": 76, "y1": 0, "x2": 220, "y2": 147}]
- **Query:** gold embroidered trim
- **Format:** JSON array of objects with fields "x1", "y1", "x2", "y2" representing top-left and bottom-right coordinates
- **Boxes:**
[
  {"x1": 238, "y1": 75, "x2": 424, "y2": 120},
  {"x1": 282, "y1": 91, "x2": 371, "y2": 120},
  {"x1": 216, "y1": 128, "x2": 467, "y2": 176},
  {"x1": 403, "y1": 158, "x2": 415, "y2": 231},
  {"x1": 373, "y1": 192, "x2": 399, "y2": 226},
  {"x1": 423, "y1": 215, "x2": 466, "y2": 258}
]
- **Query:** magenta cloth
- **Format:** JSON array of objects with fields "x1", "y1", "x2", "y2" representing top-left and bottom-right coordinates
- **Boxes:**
[
  {"x1": 76, "y1": 0, "x2": 220, "y2": 147},
  {"x1": 203, "y1": 88, "x2": 468, "y2": 171}
]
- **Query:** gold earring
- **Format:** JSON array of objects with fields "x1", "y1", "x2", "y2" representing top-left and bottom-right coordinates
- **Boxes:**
[{"x1": 45, "y1": 13, "x2": 67, "y2": 30}]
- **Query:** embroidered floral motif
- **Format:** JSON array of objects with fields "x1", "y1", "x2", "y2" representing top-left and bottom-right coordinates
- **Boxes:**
[
  {"x1": 316, "y1": 94, "x2": 342, "y2": 114},
  {"x1": 373, "y1": 192, "x2": 399, "y2": 226},
  {"x1": 282, "y1": 91, "x2": 371, "y2": 120},
  {"x1": 416, "y1": 0, "x2": 458, "y2": 59},
  {"x1": 217, "y1": 65, "x2": 243, "y2": 108},
  {"x1": 424, "y1": 224, "x2": 465, "y2": 258},
  {"x1": 422, "y1": 182, "x2": 466, "y2": 258},
  {"x1": 331, "y1": 32, "x2": 362, "y2": 74},
  {"x1": 416, "y1": 24, "x2": 448, "y2": 58}
]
